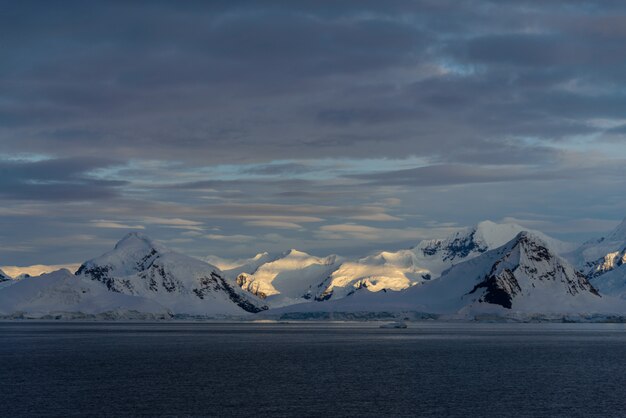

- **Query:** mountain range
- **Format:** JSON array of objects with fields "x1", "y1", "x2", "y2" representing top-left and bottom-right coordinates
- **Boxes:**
[{"x1": 2, "y1": 219, "x2": 626, "y2": 320}]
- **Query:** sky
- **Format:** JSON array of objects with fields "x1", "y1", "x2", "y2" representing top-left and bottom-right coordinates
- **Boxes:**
[{"x1": 1, "y1": 0, "x2": 626, "y2": 265}]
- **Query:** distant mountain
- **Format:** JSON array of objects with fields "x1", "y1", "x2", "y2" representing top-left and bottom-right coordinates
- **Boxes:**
[
  {"x1": 313, "y1": 250, "x2": 429, "y2": 301},
  {"x1": 234, "y1": 249, "x2": 342, "y2": 307},
  {"x1": 76, "y1": 233, "x2": 267, "y2": 316},
  {"x1": 271, "y1": 232, "x2": 617, "y2": 319},
  {"x1": 412, "y1": 220, "x2": 575, "y2": 276},
  {"x1": 0, "y1": 263, "x2": 81, "y2": 278},
  {"x1": 433, "y1": 231, "x2": 600, "y2": 313},
  {"x1": 215, "y1": 220, "x2": 575, "y2": 306},
  {"x1": 0, "y1": 269, "x2": 169, "y2": 319},
  {"x1": 5, "y1": 220, "x2": 624, "y2": 321}
]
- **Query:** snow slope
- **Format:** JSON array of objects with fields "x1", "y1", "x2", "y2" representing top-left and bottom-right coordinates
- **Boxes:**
[
  {"x1": 76, "y1": 233, "x2": 267, "y2": 316},
  {"x1": 207, "y1": 252, "x2": 276, "y2": 276},
  {"x1": 314, "y1": 250, "x2": 430, "y2": 301},
  {"x1": 569, "y1": 218, "x2": 626, "y2": 280},
  {"x1": 0, "y1": 268, "x2": 14, "y2": 289},
  {"x1": 270, "y1": 232, "x2": 622, "y2": 318},
  {"x1": 234, "y1": 249, "x2": 342, "y2": 307},
  {"x1": 0, "y1": 269, "x2": 169, "y2": 319},
  {"x1": 590, "y1": 264, "x2": 626, "y2": 299}
]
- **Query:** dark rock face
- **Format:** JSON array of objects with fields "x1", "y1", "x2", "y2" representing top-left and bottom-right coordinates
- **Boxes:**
[
  {"x1": 442, "y1": 231, "x2": 487, "y2": 261},
  {"x1": 315, "y1": 290, "x2": 333, "y2": 302},
  {"x1": 75, "y1": 264, "x2": 122, "y2": 292},
  {"x1": 236, "y1": 274, "x2": 268, "y2": 299},
  {"x1": 421, "y1": 242, "x2": 441, "y2": 256},
  {"x1": 212, "y1": 273, "x2": 268, "y2": 313},
  {"x1": 421, "y1": 230, "x2": 487, "y2": 261},
  {"x1": 468, "y1": 268, "x2": 520, "y2": 309}
]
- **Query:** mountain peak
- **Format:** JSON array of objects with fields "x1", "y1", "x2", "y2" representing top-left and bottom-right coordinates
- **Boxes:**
[
  {"x1": 473, "y1": 220, "x2": 526, "y2": 247},
  {"x1": 77, "y1": 233, "x2": 267, "y2": 315},
  {"x1": 462, "y1": 230, "x2": 599, "y2": 310},
  {"x1": 114, "y1": 232, "x2": 163, "y2": 252},
  {"x1": 284, "y1": 249, "x2": 310, "y2": 257},
  {"x1": 514, "y1": 230, "x2": 546, "y2": 246}
]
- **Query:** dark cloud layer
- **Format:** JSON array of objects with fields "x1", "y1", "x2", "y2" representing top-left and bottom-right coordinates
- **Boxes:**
[
  {"x1": 0, "y1": 157, "x2": 125, "y2": 201},
  {"x1": 2, "y1": 0, "x2": 625, "y2": 162},
  {"x1": 1, "y1": 1, "x2": 626, "y2": 264}
]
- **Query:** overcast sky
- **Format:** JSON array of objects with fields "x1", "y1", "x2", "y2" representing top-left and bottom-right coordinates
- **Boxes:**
[{"x1": 1, "y1": 0, "x2": 625, "y2": 265}]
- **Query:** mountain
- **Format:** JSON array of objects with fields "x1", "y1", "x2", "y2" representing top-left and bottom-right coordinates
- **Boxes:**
[
  {"x1": 76, "y1": 232, "x2": 267, "y2": 316},
  {"x1": 234, "y1": 249, "x2": 342, "y2": 307},
  {"x1": 0, "y1": 263, "x2": 81, "y2": 278},
  {"x1": 411, "y1": 220, "x2": 574, "y2": 277},
  {"x1": 569, "y1": 218, "x2": 626, "y2": 280},
  {"x1": 429, "y1": 231, "x2": 601, "y2": 313},
  {"x1": 313, "y1": 250, "x2": 429, "y2": 301},
  {"x1": 311, "y1": 220, "x2": 574, "y2": 302},
  {"x1": 213, "y1": 220, "x2": 574, "y2": 306},
  {"x1": 271, "y1": 232, "x2": 616, "y2": 319},
  {"x1": 0, "y1": 269, "x2": 169, "y2": 319}
]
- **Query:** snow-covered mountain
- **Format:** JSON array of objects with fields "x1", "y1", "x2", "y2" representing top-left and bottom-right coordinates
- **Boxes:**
[
  {"x1": 6, "y1": 219, "x2": 625, "y2": 321},
  {"x1": 211, "y1": 220, "x2": 573, "y2": 306},
  {"x1": 76, "y1": 232, "x2": 267, "y2": 316},
  {"x1": 313, "y1": 250, "x2": 430, "y2": 301},
  {"x1": 431, "y1": 231, "x2": 601, "y2": 314},
  {"x1": 411, "y1": 220, "x2": 574, "y2": 276},
  {"x1": 0, "y1": 269, "x2": 170, "y2": 319},
  {"x1": 569, "y1": 218, "x2": 626, "y2": 279},
  {"x1": 0, "y1": 263, "x2": 81, "y2": 278},
  {"x1": 309, "y1": 220, "x2": 574, "y2": 302},
  {"x1": 271, "y1": 232, "x2": 618, "y2": 319},
  {"x1": 233, "y1": 249, "x2": 342, "y2": 307}
]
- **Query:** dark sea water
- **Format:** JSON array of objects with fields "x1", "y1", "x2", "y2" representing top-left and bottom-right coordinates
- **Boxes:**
[{"x1": 2, "y1": 322, "x2": 626, "y2": 417}]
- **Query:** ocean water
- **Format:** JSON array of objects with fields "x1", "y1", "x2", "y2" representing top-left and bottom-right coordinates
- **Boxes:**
[{"x1": 2, "y1": 322, "x2": 626, "y2": 417}]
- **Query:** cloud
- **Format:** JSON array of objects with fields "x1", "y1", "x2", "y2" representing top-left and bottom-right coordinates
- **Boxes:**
[
  {"x1": 2, "y1": 1, "x2": 626, "y2": 263},
  {"x1": 141, "y1": 217, "x2": 204, "y2": 231},
  {"x1": 244, "y1": 220, "x2": 304, "y2": 230},
  {"x1": 0, "y1": 157, "x2": 125, "y2": 201},
  {"x1": 91, "y1": 220, "x2": 145, "y2": 230},
  {"x1": 204, "y1": 234, "x2": 256, "y2": 243},
  {"x1": 348, "y1": 213, "x2": 402, "y2": 221},
  {"x1": 349, "y1": 164, "x2": 568, "y2": 187},
  {"x1": 316, "y1": 223, "x2": 460, "y2": 243}
]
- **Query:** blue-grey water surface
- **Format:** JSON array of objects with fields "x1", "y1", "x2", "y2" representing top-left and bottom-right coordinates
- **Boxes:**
[{"x1": 2, "y1": 321, "x2": 626, "y2": 417}]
